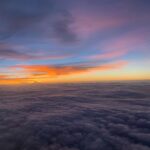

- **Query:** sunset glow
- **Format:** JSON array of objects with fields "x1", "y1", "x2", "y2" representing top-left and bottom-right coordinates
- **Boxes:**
[{"x1": 0, "y1": 0, "x2": 150, "y2": 84}]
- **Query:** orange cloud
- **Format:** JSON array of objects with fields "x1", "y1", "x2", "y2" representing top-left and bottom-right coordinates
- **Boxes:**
[
  {"x1": 15, "y1": 65, "x2": 85, "y2": 77},
  {"x1": 0, "y1": 75, "x2": 7, "y2": 79},
  {"x1": 0, "y1": 74, "x2": 29, "y2": 84},
  {"x1": 0, "y1": 61, "x2": 128, "y2": 84},
  {"x1": 15, "y1": 60, "x2": 128, "y2": 76}
]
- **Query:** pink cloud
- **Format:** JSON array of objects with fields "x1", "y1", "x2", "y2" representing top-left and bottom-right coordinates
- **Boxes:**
[
  {"x1": 71, "y1": 10, "x2": 124, "y2": 38},
  {"x1": 88, "y1": 29, "x2": 150, "y2": 61},
  {"x1": 103, "y1": 29, "x2": 149, "y2": 52},
  {"x1": 88, "y1": 49, "x2": 127, "y2": 60}
]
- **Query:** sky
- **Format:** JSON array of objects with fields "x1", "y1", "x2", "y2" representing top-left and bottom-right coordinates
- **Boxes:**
[{"x1": 0, "y1": 0, "x2": 150, "y2": 84}]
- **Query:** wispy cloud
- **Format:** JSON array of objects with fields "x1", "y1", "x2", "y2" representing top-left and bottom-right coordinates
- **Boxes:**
[
  {"x1": 87, "y1": 50, "x2": 127, "y2": 60},
  {"x1": 0, "y1": 60, "x2": 128, "y2": 84},
  {"x1": 88, "y1": 29, "x2": 150, "y2": 61},
  {"x1": 0, "y1": 43, "x2": 71, "y2": 60},
  {"x1": 103, "y1": 30, "x2": 150, "y2": 52},
  {"x1": 14, "y1": 60, "x2": 128, "y2": 76}
]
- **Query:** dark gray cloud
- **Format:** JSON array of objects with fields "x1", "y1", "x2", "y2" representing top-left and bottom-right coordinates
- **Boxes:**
[
  {"x1": 52, "y1": 11, "x2": 78, "y2": 43},
  {"x1": 0, "y1": 43, "x2": 71, "y2": 60},
  {"x1": 0, "y1": 0, "x2": 149, "y2": 45},
  {"x1": 0, "y1": 0, "x2": 53, "y2": 39},
  {"x1": 0, "y1": 45, "x2": 33, "y2": 60},
  {"x1": 0, "y1": 0, "x2": 78, "y2": 43},
  {"x1": 103, "y1": 90, "x2": 147, "y2": 99},
  {"x1": 0, "y1": 82, "x2": 150, "y2": 150}
]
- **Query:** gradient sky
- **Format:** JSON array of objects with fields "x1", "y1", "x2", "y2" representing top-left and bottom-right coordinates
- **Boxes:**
[{"x1": 0, "y1": 0, "x2": 150, "y2": 84}]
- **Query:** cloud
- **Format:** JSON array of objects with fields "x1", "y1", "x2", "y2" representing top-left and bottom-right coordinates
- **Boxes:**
[
  {"x1": 0, "y1": 0, "x2": 78, "y2": 43},
  {"x1": 14, "y1": 60, "x2": 127, "y2": 76},
  {"x1": 94, "y1": 61, "x2": 128, "y2": 71},
  {"x1": 0, "y1": 43, "x2": 71, "y2": 60},
  {"x1": 103, "y1": 90, "x2": 147, "y2": 99},
  {"x1": 0, "y1": 48, "x2": 33, "y2": 60},
  {"x1": 68, "y1": 0, "x2": 150, "y2": 39},
  {"x1": 88, "y1": 29, "x2": 150, "y2": 62},
  {"x1": 0, "y1": 82, "x2": 150, "y2": 149},
  {"x1": 71, "y1": 9, "x2": 124, "y2": 38},
  {"x1": 0, "y1": 0, "x2": 54, "y2": 40},
  {"x1": 102, "y1": 29, "x2": 150, "y2": 52},
  {"x1": 51, "y1": 11, "x2": 78, "y2": 43},
  {"x1": 0, "y1": 75, "x2": 8, "y2": 79},
  {"x1": 87, "y1": 50, "x2": 127, "y2": 60},
  {"x1": 0, "y1": 61, "x2": 128, "y2": 84},
  {"x1": 1, "y1": 0, "x2": 149, "y2": 43}
]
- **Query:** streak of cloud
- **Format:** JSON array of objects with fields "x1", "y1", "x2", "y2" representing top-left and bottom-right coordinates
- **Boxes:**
[
  {"x1": 0, "y1": 61, "x2": 128, "y2": 84},
  {"x1": 0, "y1": 43, "x2": 71, "y2": 60},
  {"x1": 87, "y1": 50, "x2": 127, "y2": 60}
]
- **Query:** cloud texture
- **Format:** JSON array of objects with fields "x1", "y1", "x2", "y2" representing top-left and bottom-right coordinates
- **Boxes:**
[{"x1": 0, "y1": 82, "x2": 150, "y2": 150}]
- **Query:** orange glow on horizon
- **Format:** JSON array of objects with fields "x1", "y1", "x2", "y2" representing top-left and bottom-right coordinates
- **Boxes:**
[
  {"x1": 0, "y1": 61, "x2": 130, "y2": 85},
  {"x1": 1, "y1": 60, "x2": 149, "y2": 85}
]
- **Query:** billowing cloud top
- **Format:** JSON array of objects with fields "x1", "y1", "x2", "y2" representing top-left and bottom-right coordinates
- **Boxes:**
[{"x1": 0, "y1": 0, "x2": 150, "y2": 84}]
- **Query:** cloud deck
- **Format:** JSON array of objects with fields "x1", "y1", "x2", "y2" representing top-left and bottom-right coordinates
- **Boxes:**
[{"x1": 0, "y1": 82, "x2": 150, "y2": 150}]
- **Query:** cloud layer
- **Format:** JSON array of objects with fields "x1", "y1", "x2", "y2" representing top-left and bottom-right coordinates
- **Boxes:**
[{"x1": 0, "y1": 82, "x2": 150, "y2": 150}]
